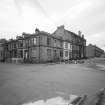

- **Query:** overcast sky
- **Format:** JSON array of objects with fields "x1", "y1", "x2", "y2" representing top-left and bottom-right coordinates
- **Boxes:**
[{"x1": 0, "y1": 0, "x2": 105, "y2": 50}]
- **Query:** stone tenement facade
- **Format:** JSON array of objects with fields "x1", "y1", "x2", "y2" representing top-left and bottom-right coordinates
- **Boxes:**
[
  {"x1": 0, "y1": 39, "x2": 7, "y2": 62},
  {"x1": 53, "y1": 25, "x2": 86, "y2": 60},
  {"x1": 0, "y1": 42, "x2": 4, "y2": 62},
  {"x1": 0, "y1": 25, "x2": 86, "y2": 63}
]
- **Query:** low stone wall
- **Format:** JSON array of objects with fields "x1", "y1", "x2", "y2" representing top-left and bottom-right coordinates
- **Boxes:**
[{"x1": 11, "y1": 58, "x2": 23, "y2": 63}]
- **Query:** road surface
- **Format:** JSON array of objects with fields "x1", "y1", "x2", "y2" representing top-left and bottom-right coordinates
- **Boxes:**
[{"x1": 0, "y1": 59, "x2": 105, "y2": 105}]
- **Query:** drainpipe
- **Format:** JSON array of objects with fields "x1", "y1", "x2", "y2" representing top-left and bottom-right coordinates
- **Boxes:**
[
  {"x1": 94, "y1": 46, "x2": 96, "y2": 57},
  {"x1": 39, "y1": 35, "x2": 40, "y2": 63}
]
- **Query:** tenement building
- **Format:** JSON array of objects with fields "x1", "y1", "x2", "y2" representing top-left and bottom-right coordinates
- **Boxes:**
[
  {"x1": 86, "y1": 44, "x2": 104, "y2": 58},
  {"x1": 53, "y1": 25, "x2": 86, "y2": 60},
  {"x1": 1, "y1": 25, "x2": 86, "y2": 63},
  {"x1": 0, "y1": 39, "x2": 7, "y2": 62},
  {"x1": 0, "y1": 41, "x2": 4, "y2": 62}
]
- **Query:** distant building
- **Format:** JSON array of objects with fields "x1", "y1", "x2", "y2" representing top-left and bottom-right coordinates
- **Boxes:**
[
  {"x1": 0, "y1": 43, "x2": 4, "y2": 62},
  {"x1": 0, "y1": 39, "x2": 7, "y2": 62},
  {"x1": 1, "y1": 25, "x2": 86, "y2": 63},
  {"x1": 86, "y1": 44, "x2": 104, "y2": 58}
]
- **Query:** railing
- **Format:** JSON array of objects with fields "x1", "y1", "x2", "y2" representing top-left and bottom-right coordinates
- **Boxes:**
[
  {"x1": 68, "y1": 95, "x2": 87, "y2": 105},
  {"x1": 84, "y1": 88, "x2": 105, "y2": 105}
]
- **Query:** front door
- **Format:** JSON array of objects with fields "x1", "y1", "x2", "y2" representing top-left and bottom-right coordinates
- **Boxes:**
[{"x1": 24, "y1": 50, "x2": 28, "y2": 59}]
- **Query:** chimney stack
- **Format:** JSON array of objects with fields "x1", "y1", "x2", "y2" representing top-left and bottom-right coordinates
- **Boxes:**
[
  {"x1": 78, "y1": 30, "x2": 82, "y2": 37},
  {"x1": 35, "y1": 28, "x2": 40, "y2": 34},
  {"x1": 82, "y1": 34, "x2": 84, "y2": 39},
  {"x1": 57, "y1": 25, "x2": 64, "y2": 29}
]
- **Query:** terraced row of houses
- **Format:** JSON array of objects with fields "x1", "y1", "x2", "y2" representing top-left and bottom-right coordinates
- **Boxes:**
[
  {"x1": 86, "y1": 44, "x2": 104, "y2": 58},
  {"x1": 0, "y1": 25, "x2": 86, "y2": 63}
]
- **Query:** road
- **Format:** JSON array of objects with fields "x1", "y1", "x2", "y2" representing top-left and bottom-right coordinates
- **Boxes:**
[{"x1": 0, "y1": 59, "x2": 105, "y2": 105}]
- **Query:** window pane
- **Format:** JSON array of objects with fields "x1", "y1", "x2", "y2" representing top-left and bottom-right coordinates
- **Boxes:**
[
  {"x1": 33, "y1": 38, "x2": 36, "y2": 45},
  {"x1": 47, "y1": 49, "x2": 51, "y2": 57},
  {"x1": 47, "y1": 37, "x2": 51, "y2": 46}
]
